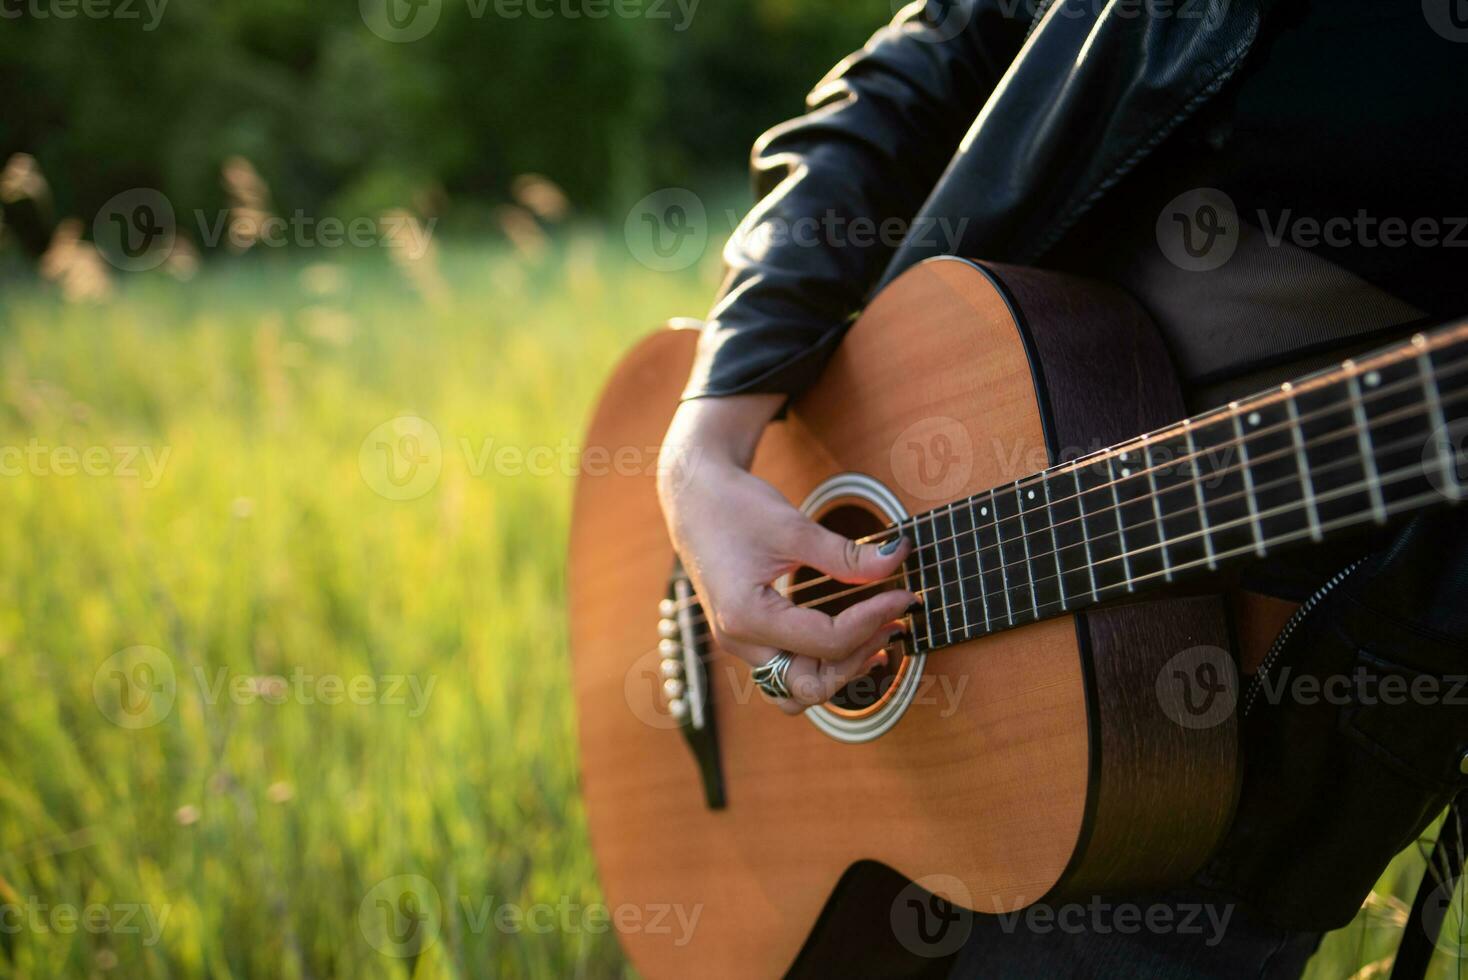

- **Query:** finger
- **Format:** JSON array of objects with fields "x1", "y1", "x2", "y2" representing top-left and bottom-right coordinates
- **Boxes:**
[
  {"x1": 777, "y1": 626, "x2": 905, "y2": 714},
  {"x1": 743, "y1": 585, "x2": 914, "y2": 661},
  {"x1": 795, "y1": 524, "x2": 911, "y2": 586}
]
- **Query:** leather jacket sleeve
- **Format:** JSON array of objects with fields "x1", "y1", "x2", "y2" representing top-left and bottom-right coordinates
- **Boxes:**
[{"x1": 680, "y1": 0, "x2": 1030, "y2": 402}]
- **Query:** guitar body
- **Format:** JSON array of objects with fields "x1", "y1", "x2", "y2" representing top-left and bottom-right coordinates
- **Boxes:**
[{"x1": 568, "y1": 258, "x2": 1239, "y2": 978}]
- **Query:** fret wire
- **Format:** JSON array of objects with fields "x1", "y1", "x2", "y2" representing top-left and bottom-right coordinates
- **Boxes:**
[
  {"x1": 1015, "y1": 482, "x2": 1040, "y2": 619},
  {"x1": 1346, "y1": 364, "x2": 1388, "y2": 523},
  {"x1": 877, "y1": 343, "x2": 1468, "y2": 579},
  {"x1": 689, "y1": 343, "x2": 1468, "y2": 628},
  {"x1": 672, "y1": 402, "x2": 1468, "y2": 650},
  {"x1": 1231, "y1": 407, "x2": 1267, "y2": 556},
  {"x1": 1283, "y1": 384, "x2": 1323, "y2": 541},
  {"x1": 898, "y1": 412, "x2": 1460, "y2": 609},
  {"x1": 1072, "y1": 466, "x2": 1100, "y2": 603},
  {"x1": 911, "y1": 449, "x2": 1460, "y2": 631},
  {"x1": 825, "y1": 333, "x2": 1468, "y2": 580},
  {"x1": 807, "y1": 362, "x2": 1468, "y2": 622},
  {"x1": 1107, "y1": 452, "x2": 1135, "y2": 591},
  {"x1": 991, "y1": 488, "x2": 1015, "y2": 625},
  {"x1": 1184, "y1": 421, "x2": 1219, "y2": 570},
  {"x1": 945, "y1": 506, "x2": 972, "y2": 640},
  {"x1": 1417, "y1": 341, "x2": 1461, "y2": 501},
  {"x1": 688, "y1": 482, "x2": 1459, "y2": 654},
  {"x1": 969, "y1": 498, "x2": 993, "y2": 633},
  {"x1": 927, "y1": 509, "x2": 955, "y2": 646},
  {"x1": 1042, "y1": 470, "x2": 1067, "y2": 610},
  {"x1": 1141, "y1": 434, "x2": 1173, "y2": 582},
  {"x1": 907, "y1": 513, "x2": 937, "y2": 648}
]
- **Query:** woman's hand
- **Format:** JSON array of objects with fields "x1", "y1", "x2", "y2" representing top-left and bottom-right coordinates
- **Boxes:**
[{"x1": 657, "y1": 393, "x2": 914, "y2": 714}]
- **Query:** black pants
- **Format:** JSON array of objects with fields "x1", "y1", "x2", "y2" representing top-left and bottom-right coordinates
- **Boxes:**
[{"x1": 946, "y1": 888, "x2": 1321, "y2": 980}]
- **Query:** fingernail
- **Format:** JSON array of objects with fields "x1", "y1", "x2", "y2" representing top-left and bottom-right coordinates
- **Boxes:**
[
  {"x1": 878, "y1": 535, "x2": 904, "y2": 556},
  {"x1": 906, "y1": 598, "x2": 924, "y2": 614}
]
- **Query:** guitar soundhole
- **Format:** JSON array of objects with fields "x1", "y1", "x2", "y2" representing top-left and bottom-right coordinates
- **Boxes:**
[{"x1": 796, "y1": 503, "x2": 906, "y2": 715}]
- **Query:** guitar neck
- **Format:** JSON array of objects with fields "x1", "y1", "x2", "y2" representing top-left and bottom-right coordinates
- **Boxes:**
[{"x1": 901, "y1": 322, "x2": 1468, "y2": 654}]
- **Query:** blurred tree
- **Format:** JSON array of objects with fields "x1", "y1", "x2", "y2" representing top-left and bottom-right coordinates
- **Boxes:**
[{"x1": 0, "y1": 0, "x2": 894, "y2": 254}]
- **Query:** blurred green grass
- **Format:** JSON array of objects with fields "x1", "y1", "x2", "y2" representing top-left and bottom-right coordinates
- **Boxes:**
[{"x1": 0, "y1": 239, "x2": 1456, "y2": 978}]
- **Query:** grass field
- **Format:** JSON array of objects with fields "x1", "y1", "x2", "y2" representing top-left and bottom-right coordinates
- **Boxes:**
[{"x1": 0, "y1": 237, "x2": 1455, "y2": 978}]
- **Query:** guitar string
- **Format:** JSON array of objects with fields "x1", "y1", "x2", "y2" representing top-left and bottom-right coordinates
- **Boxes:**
[
  {"x1": 815, "y1": 383, "x2": 1468, "y2": 608},
  {"x1": 675, "y1": 452, "x2": 1463, "y2": 656},
  {"x1": 663, "y1": 383, "x2": 1467, "y2": 635},
  {"x1": 663, "y1": 337, "x2": 1467, "y2": 614},
  {"x1": 783, "y1": 345, "x2": 1467, "y2": 601}
]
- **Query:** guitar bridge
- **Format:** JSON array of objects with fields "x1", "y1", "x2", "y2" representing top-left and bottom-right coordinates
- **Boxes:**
[{"x1": 657, "y1": 561, "x2": 726, "y2": 809}]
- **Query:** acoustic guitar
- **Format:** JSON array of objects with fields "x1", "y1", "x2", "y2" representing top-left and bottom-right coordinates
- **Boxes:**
[{"x1": 567, "y1": 258, "x2": 1467, "y2": 978}]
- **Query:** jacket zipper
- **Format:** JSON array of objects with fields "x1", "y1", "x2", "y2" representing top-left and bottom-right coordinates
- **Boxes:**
[{"x1": 1241, "y1": 558, "x2": 1368, "y2": 719}]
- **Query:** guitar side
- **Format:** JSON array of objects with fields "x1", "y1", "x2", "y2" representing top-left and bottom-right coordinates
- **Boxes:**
[{"x1": 568, "y1": 258, "x2": 1237, "y2": 979}]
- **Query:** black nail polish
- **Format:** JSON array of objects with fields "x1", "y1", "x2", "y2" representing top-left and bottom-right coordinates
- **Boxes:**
[
  {"x1": 905, "y1": 600, "x2": 924, "y2": 615},
  {"x1": 878, "y1": 535, "x2": 904, "y2": 556}
]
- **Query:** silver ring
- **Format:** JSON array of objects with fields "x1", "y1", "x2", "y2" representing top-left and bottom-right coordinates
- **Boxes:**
[{"x1": 751, "y1": 652, "x2": 796, "y2": 701}]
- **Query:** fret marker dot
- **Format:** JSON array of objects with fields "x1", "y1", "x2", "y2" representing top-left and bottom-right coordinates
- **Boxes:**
[
  {"x1": 980, "y1": 506, "x2": 988, "y2": 516},
  {"x1": 1121, "y1": 467, "x2": 1131, "y2": 478},
  {"x1": 1365, "y1": 370, "x2": 1381, "y2": 388},
  {"x1": 1247, "y1": 411, "x2": 1261, "y2": 427},
  {"x1": 1026, "y1": 489, "x2": 1036, "y2": 500},
  {"x1": 1119, "y1": 451, "x2": 1128, "y2": 461}
]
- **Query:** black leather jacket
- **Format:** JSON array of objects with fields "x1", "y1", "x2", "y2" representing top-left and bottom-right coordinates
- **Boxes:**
[{"x1": 684, "y1": 0, "x2": 1267, "y2": 401}]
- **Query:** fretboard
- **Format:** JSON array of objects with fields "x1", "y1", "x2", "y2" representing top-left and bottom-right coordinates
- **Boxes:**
[{"x1": 899, "y1": 323, "x2": 1468, "y2": 654}]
